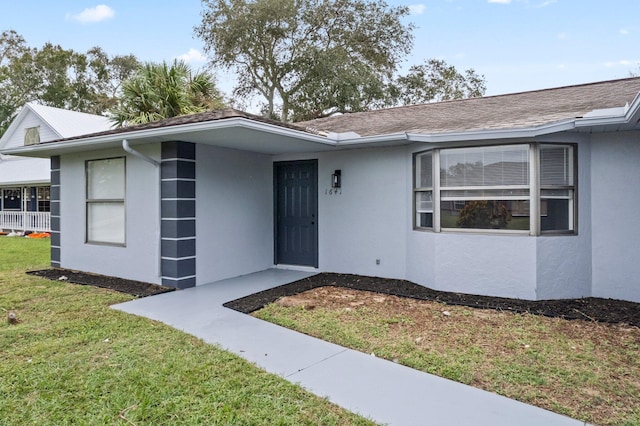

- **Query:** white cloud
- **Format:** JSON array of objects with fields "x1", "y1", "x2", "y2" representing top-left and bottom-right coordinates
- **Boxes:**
[
  {"x1": 604, "y1": 59, "x2": 636, "y2": 68},
  {"x1": 408, "y1": 4, "x2": 426, "y2": 15},
  {"x1": 177, "y1": 48, "x2": 207, "y2": 63},
  {"x1": 535, "y1": 0, "x2": 557, "y2": 7},
  {"x1": 66, "y1": 4, "x2": 115, "y2": 24},
  {"x1": 488, "y1": 0, "x2": 511, "y2": 4},
  {"x1": 557, "y1": 32, "x2": 568, "y2": 40},
  {"x1": 619, "y1": 29, "x2": 629, "y2": 35}
]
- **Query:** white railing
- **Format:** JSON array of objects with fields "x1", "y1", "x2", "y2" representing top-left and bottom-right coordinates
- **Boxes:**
[{"x1": 0, "y1": 211, "x2": 51, "y2": 232}]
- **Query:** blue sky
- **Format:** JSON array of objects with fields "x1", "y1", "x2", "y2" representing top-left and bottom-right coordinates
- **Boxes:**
[{"x1": 2, "y1": 0, "x2": 639, "y2": 100}]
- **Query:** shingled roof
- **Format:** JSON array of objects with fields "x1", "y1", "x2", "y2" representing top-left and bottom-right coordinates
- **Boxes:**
[
  {"x1": 46, "y1": 107, "x2": 309, "y2": 143},
  {"x1": 299, "y1": 77, "x2": 640, "y2": 137}
]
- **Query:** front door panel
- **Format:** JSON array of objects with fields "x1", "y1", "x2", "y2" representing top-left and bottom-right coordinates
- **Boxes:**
[{"x1": 275, "y1": 161, "x2": 318, "y2": 267}]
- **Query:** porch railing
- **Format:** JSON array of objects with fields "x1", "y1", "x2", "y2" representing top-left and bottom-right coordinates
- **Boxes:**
[{"x1": 0, "y1": 211, "x2": 51, "y2": 233}]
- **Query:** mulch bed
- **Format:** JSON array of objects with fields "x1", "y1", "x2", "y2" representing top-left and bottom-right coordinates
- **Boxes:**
[
  {"x1": 224, "y1": 273, "x2": 640, "y2": 328},
  {"x1": 27, "y1": 268, "x2": 640, "y2": 327},
  {"x1": 27, "y1": 268, "x2": 175, "y2": 298}
]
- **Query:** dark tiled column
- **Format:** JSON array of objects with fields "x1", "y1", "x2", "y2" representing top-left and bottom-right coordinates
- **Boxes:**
[
  {"x1": 50, "y1": 156, "x2": 61, "y2": 267},
  {"x1": 160, "y1": 142, "x2": 196, "y2": 289}
]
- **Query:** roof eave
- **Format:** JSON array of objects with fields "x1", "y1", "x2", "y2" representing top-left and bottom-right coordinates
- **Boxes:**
[
  {"x1": 1, "y1": 117, "x2": 337, "y2": 157},
  {"x1": 405, "y1": 120, "x2": 577, "y2": 143}
]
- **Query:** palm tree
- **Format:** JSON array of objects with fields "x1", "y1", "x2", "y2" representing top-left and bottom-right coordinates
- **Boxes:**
[{"x1": 110, "y1": 60, "x2": 225, "y2": 127}]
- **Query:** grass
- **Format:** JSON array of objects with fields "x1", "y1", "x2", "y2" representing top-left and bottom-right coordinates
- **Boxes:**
[
  {"x1": 255, "y1": 286, "x2": 640, "y2": 426},
  {"x1": 0, "y1": 238, "x2": 374, "y2": 425}
]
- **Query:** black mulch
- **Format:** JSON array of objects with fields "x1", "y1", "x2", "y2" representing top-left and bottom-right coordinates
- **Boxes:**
[
  {"x1": 27, "y1": 268, "x2": 175, "y2": 298},
  {"x1": 224, "y1": 273, "x2": 640, "y2": 328},
  {"x1": 27, "y1": 268, "x2": 640, "y2": 327}
]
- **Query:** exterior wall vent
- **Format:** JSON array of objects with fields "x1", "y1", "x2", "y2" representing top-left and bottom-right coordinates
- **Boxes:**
[{"x1": 24, "y1": 126, "x2": 40, "y2": 145}]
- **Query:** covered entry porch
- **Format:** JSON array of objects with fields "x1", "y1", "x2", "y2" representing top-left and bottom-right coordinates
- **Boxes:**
[{"x1": 0, "y1": 186, "x2": 51, "y2": 232}]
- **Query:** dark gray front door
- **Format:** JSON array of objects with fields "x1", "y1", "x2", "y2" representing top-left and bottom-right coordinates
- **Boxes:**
[{"x1": 274, "y1": 160, "x2": 318, "y2": 267}]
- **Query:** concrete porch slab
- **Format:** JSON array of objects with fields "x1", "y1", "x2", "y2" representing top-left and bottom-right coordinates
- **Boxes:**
[{"x1": 112, "y1": 269, "x2": 586, "y2": 426}]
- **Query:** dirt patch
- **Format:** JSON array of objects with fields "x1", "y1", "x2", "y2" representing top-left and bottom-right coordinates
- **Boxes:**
[
  {"x1": 253, "y1": 285, "x2": 640, "y2": 425},
  {"x1": 27, "y1": 268, "x2": 175, "y2": 298},
  {"x1": 225, "y1": 273, "x2": 640, "y2": 327}
]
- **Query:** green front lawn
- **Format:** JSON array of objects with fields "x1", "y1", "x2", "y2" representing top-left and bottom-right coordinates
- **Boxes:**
[{"x1": 0, "y1": 238, "x2": 373, "y2": 425}]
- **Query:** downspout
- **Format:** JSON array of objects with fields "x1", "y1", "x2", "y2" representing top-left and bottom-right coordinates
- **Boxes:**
[
  {"x1": 122, "y1": 139, "x2": 162, "y2": 279},
  {"x1": 122, "y1": 139, "x2": 160, "y2": 167}
]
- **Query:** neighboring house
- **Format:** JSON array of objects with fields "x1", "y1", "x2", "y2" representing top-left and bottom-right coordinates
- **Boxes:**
[
  {"x1": 4, "y1": 78, "x2": 640, "y2": 303},
  {"x1": 0, "y1": 103, "x2": 112, "y2": 232}
]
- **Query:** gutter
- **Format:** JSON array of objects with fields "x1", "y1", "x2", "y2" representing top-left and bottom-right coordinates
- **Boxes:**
[{"x1": 405, "y1": 120, "x2": 577, "y2": 143}]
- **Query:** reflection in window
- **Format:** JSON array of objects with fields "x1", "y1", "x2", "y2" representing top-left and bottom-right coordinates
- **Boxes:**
[
  {"x1": 414, "y1": 144, "x2": 576, "y2": 235},
  {"x1": 86, "y1": 157, "x2": 125, "y2": 245}
]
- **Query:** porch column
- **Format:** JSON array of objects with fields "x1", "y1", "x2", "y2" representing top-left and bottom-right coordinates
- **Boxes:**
[
  {"x1": 160, "y1": 142, "x2": 196, "y2": 289},
  {"x1": 50, "y1": 156, "x2": 61, "y2": 267}
]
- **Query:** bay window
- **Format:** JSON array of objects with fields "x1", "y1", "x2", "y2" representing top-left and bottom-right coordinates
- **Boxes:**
[
  {"x1": 86, "y1": 157, "x2": 125, "y2": 245},
  {"x1": 414, "y1": 143, "x2": 576, "y2": 235}
]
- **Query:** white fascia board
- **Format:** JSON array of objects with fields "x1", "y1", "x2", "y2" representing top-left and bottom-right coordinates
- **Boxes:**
[
  {"x1": 332, "y1": 133, "x2": 408, "y2": 146},
  {"x1": 1, "y1": 117, "x2": 337, "y2": 157},
  {"x1": 406, "y1": 120, "x2": 577, "y2": 143},
  {"x1": 0, "y1": 179, "x2": 50, "y2": 186}
]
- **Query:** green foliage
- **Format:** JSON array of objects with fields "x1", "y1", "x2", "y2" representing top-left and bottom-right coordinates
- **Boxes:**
[
  {"x1": 457, "y1": 200, "x2": 511, "y2": 229},
  {"x1": 195, "y1": 0, "x2": 414, "y2": 121},
  {"x1": 393, "y1": 58, "x2": 486, "y2": 105},
  {"x1": 0, "y1": 238, "x2": 372, "y2": 425},
  {"x1": 0, "y1": 30, "x2": 140, "y2": 137},
  {"x1": 109, "y1": 60, "x2": 225, "y2": 127},
  {"x1": 195, "y1": 0, "x2": 487, "y2": 121}
]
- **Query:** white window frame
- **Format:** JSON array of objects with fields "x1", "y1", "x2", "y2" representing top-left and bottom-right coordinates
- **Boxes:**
[
  {"x1": 85, "y1": 157, "x2": 126, "y2": 246},
  {"x1": 414, "y1": 151, "x2": 434, "y2": 229},
  {"x1": 413, "y1": 143, "x2": 577, "y2": 235}
]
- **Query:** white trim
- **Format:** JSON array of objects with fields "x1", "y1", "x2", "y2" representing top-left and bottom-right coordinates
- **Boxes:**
[
  {"x1": 161, "y1": 256, "x2": 196, "y2": 261},
  {"x1": 2, "y1": 117, "x2": 335, "y2": 157},
  {"x1": 161, "y1": 236, "x2": 196, "y2": 241},
  {"x1": 161, "y1": 274, "x2": 196, "y2": 280},
  {"x1": 161, "y1": 178, "x2": 196, "y2": 182},
  {"x1": 161, "y1": 158, "x2": 196, "y2": 163},
  {"x1": 274, "y1": 264, "x2": 319, "y2": 272},
  {"x1": 161, "y1": 217, "x2": 196, "y2": 221}
]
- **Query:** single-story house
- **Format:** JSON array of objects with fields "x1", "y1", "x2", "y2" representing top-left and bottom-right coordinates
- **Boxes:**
[
  {"x1": 0, "y1": 103, "x2": 111, "y2": 232},
  {"x1": 4, "y1": 77, "x2": 640, "y2": 303}
]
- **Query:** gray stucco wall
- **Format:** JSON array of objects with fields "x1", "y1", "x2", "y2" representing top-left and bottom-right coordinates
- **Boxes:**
[
  {"x1": 59, "y1": 145, "x2": 161, "y2": 284},
  {"x1": 407, "y1": 231, "x2": 538, "y2": 299},
  {"x1": 196, "y1": 144, "x2": 274, "y2": 285},
  {"x1": 275, "y1": 146, "x2": 408, "y2": 279},
  {"x1": 591, "y1": 131, "x2": 640, "y2": 302},
  {"x1": 535, "y1": 139, "x2": 592, "y2": 300}
]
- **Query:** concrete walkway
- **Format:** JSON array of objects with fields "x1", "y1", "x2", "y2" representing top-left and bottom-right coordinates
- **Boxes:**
[{"x1": 112, "y1": 269, "x2": 587, "y2": 426}]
